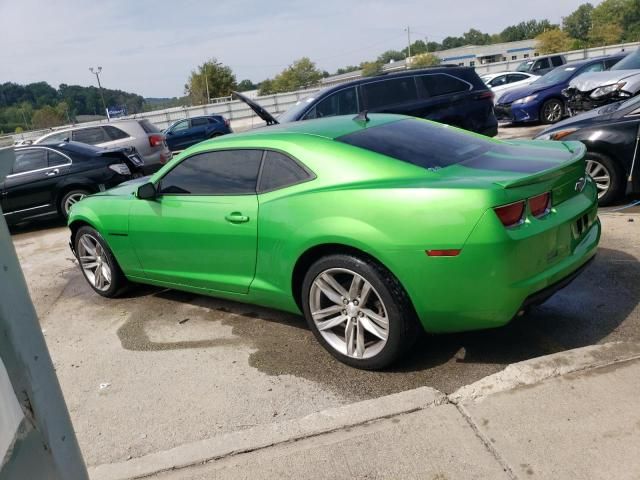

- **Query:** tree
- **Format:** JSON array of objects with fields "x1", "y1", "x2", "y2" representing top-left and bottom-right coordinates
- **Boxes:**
[
  {"x1": 236, "y1": 79, "x2": 257, "y2": 92},
  {"x1": 441, "y1": 36, "x2": 466, "y2": 50},
  {"x1": 258, "y1": 79, "x2": 275, "y2": 96},
  {"x1": 500, "y1": 19, "x2": 557, "y2": 42},
  {"x1": 590, "y1": 23, "x2": 623, "y2": 45},
  {"x1": 590, "y1": 0, "x2": 626, "y2": 45},
  {"x1": 463, "y1": 29, "x2": 491, "y2": 45},
  {"x1": 335, "y1": 65, "x2": 360, "y2": 75},
  {"x1": 360, "y1": 61, "x2": 383, "y2": 77},
  {"x1": 184, "y1": 58, "x2": 237, "y2": 104},
  {"x1": 410, "y1": 53, "x2": 441, "y2": 69},
  {"x1": 31, "y1": 105, "x2": 65, "y2": 129},
  {"x1": 268, "y1": 57, "x2": 323, "y2": 93},
  {"x1": 563, "y1": 3, "x2": 594, "y2": 46},
  {"x1": 401, "y1": 40, "x2": 431, "y2": 57},
  {"x1": 535, "y1": 29, "x2": 573, "y2": 54},
  {"x1": 377, "y1": 50, "x2": 405, "y2": 64}
]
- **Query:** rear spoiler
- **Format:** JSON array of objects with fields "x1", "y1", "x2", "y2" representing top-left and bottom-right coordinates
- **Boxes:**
[{"x1": 494, "y1": 141, "x2": 586, "y2": 189}]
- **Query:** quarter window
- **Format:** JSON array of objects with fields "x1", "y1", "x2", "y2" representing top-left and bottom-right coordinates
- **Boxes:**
[
  {"x1": 103, "y1": 126, "x2": 129, "y2": 140},
  {"x1": 304, "y1": 87, "x2": 359, "y2": 119},
  {"x1": 361, "y1": 78, "x2": 418, "y2": 110},
  {"x1": 258, "y1": 151, "x2": 311, "y2": 192},
  {"x1": 159, "y1": 150, "x2": 262, "y2": 195},
  {"x1": 551, "y1": 56, "x2": 564, "y2": 67},
  {"x1": 48, "y1": 150, "x2": 69, "y2": 166},
  {"x1": 73, "y1": 127, "x2": 109, "y2": 145},
  {"x1": 12, "y1": 149, "x2": 47, "y2": 174},
  {"x1": 418, "y1": 74, "x2": 470, "y2": 97}
]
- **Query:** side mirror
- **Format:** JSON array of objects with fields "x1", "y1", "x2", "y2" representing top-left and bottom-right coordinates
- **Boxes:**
[{"x1": 137, "y1": 182, "x2": 157, "y2": 200}]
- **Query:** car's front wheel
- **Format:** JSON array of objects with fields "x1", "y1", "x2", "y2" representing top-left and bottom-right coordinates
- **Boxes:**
[
  {"x1": 301, "y1": 254, "x2": 418, "y2": 370},
  {"x1": 540, "y1": 99, "x2": 564, "y2": 124},
  {"x1": 74, "y1": 226, "x2": 128, "y2": 297},
  {"x1": 585, "y1": 152, "x2": 623, "y2": 206}
]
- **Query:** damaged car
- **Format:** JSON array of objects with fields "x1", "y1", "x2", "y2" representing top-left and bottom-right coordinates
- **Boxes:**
[{"x1": 564, "y1": 49, "x2": 640, "y2": 113}]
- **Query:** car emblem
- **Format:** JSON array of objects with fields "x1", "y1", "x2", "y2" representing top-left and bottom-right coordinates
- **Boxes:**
[{"x1": 575, "y1": 177, "x2": 587, "y2": 193}]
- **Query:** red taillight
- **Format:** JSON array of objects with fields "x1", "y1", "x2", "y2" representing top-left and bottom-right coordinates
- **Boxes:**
[
  {"x1": 149, "y1": 134, "x2": 164, "y2": 147},
  {"x1": 494, "y1": 201, "x2": 525, "y2": 227},
  {"x1": 477, "y1": 90, "x2": 495, "y2": 101},
  {"x1": 426, "y1": 249, "x2": 462, "y2": 257},
  {"x1": 529, "y1": 192, "x2": 551, "y2": 218}
]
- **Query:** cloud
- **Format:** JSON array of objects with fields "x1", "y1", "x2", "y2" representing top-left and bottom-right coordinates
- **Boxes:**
[{"x1": 1, "y1": 0, "x2": 599, "y2": 97}]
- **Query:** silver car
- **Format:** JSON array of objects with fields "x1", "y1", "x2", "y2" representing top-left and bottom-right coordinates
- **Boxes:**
[{"x1": 34, "y1": 119, "x2": 172, "y2": 173}]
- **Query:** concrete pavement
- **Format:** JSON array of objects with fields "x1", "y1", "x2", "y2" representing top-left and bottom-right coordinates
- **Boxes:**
[{"x1": 88, "y1": 341, "x2": 640, "y2": 480}]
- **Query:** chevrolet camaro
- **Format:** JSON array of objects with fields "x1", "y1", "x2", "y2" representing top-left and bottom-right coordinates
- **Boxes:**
[{"x1": 68, "y1": 114, "x2": 600, "y2": 369}]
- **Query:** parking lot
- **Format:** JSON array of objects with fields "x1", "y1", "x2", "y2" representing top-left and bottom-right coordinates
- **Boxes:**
[{"x1": 7, "y1": 122, "x2": 639, "y2": 470}]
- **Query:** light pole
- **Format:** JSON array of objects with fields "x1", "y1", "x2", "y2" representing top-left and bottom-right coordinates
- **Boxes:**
[
  {"x1": 204, "y1": 63, "x2": 210, "y2": 105},
  {"x1": 405, "y1": 26, "x2": 412, "y2": 68},
  {"x1": 89, "y1": 66, "x2": 108, "y2": 119}
]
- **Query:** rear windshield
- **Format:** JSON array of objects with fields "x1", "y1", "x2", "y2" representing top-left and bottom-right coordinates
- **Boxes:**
[
  {"x1": 336, "y1": 119, "x2": 566, "y2": 172},
  {"x1": 138, "y1": 119, "x2": 160, "y2": 133}
]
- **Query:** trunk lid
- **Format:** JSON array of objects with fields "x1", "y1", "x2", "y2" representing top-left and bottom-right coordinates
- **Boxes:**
[{"x1": 232, "y1": 91, "x2": 279, "y2": 125}]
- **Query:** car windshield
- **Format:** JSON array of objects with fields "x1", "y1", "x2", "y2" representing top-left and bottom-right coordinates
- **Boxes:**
[
  {"x1": 531, "y1": 65, "x2": 578, "y2": 86},
  {"x1": 277, "y1": 94, "x2": 317, "y2": 123},
  {"x1": 610, "y1": 51, "x2": 640, "y2": 70},
  {"x1": 516, "y1": 61, "x2": 534, "y2": 72}
]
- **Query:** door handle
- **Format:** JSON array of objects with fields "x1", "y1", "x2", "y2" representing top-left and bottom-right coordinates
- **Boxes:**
[
  {"x1": 45, "y1": 169, "x2": 59, "y2": 176},
  {"x1": 225, "y1": 212, "x2": 250, "y2": 224}
]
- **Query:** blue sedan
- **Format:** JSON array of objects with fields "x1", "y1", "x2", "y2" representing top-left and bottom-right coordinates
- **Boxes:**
[
  {"x1": 164, "y1": 115, "x2": 232, "y2": 152},
  {"x1": 495, "y1": 54, "x2": 625, "y2": 124}
]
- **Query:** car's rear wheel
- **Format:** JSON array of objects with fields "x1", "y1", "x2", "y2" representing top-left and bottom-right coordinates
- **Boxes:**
[
  {"x1": 60, "y1": 189, "x2": 90, "y2": 218},
  {"x1": 301, "y1": 254, "x2": 418, "y2": 370},
  {"x1": 74, "y1": 226, "x2": 127, "y2": 297},
  {"x1": 585, "y1": 152, "x2": 622, "y2": 206},
  {"x1": 540, "y1": 99, "x2": 564, "y2": 124}
]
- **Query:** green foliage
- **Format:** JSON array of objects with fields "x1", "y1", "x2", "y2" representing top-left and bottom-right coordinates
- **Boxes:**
[
  {"x1": 377, "y1": 50, "x2": 405, "y2": 64},
  {"x1": 410, "y1": 53, "x2": 441, "y2": 69},
  {"x1": 237, "y1": 79, "x2": 258, "y2": 92},
  {"x1": 563, "y1": 3, "x2": 594, "y2": 44},
  {"x1": 335, "y1": 65, "x2": 360, "y2": 75},
  {"x1": 184, "y1": 58, "x2": 237, "y2": 104},
  {"x1": 31, "y1": 105, "x2": 66, "y2": 129},
  {"x1": 259, "y1": 58, "x2": 322, "y2": 95},
  {"x1": 535, "y1": 29, "x2": 574, "y2": 54},
  {"x1": 14, "y1": 126, "x2": 23, "y2": 133},
  {"x1": 360, "y1": 61, "x2": 384, "y2": 77},
  {"x1": 500, "y1": 20, "x2": 557, "y2": 42}
]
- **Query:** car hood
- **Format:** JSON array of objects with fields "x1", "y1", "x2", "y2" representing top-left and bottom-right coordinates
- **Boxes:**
[
  {"x1": 569, "y1": 70, "x2": 640, "y2": 91},
  {"x1": 232, "y1": 91, "x2": 279, "y2": 125},
  {"x1": 497, "y1": 83, "x2": 550, "y2": 103}
]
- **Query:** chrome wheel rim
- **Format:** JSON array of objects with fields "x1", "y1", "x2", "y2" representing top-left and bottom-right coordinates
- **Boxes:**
[
  {"x1": 585, "y1": 160, "x2": 611, "y2": 199},
  {"x1": 77, "y1": 234, "x2": 112, "y2": 291},
  {"x1": 543, "y1": 101, "x2": 563, "y2": 123},
  {"x1": 64, "y1": 192, "x2": 87, "y2": 215},
  {"x1": 309, "y1": 268, "x2": 389, "y2": 360}
]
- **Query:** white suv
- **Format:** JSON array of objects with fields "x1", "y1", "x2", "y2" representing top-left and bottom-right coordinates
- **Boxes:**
[{"x1": 35, "y1": 119, "x2": 172, "y2": 174}]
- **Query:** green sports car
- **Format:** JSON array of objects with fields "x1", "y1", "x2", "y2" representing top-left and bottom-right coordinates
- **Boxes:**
[{"x1": 68, "y1": 114, "x2": 600, "y2": 369}]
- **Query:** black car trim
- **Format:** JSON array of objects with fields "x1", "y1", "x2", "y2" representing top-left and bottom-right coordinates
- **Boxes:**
[
  {"x1": 108, "y1": 232, "x2": 129, "y2": 237},
  {"x1": 2, "y1": 204, "x2": 51, "y2": 215}
]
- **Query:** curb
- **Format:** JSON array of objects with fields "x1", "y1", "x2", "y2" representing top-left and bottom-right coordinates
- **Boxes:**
[
  {"x1": 449, "y1": 341, "x2": 640, "y2": 403},
  {"x1": 90, "y1": 386, "x2": 444, "y2": 480}
]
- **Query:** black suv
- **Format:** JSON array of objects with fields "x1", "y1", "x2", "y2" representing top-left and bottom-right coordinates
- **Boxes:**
[{"x1": 235, "y1": 67, "x2": 498, "y2": 137}]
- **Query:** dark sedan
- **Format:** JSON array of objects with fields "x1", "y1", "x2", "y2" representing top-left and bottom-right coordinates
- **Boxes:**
[
  {"x1": 495, "y1": 55, "x2": 625, "y2": 124},
  {"x1": 535, "y1": 95, "x2": 640, "y2": 205},
  {"x1": 164, "y1": 115, "x2": 232, "y2": 152},
  {"x1": 1, "y1": 142, "x2": 144, "y2": 225}
]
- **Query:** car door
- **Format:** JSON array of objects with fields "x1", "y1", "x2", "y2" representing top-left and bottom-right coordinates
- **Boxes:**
[
  {"x1": 128, "y1": 149, "x2": 261, "y2": 294},
  {"x1": 360, "y1": 77, "x2": 421, "y2": 117},
  {"x1": 2, "y1": 147, "x2": 72, "y2": 220},
  {"x1": 302, "y1": 87, "x2": 359, "y2": 120},
  {"x1": 533, "y1": 58, "x2": 551, "y2": 75},
  {"x1": 164, "y1": 119, "x2": 190, "y2": 151},
  {"x1": 187, "y1": 118, "x2": 210, "y2": 146}
]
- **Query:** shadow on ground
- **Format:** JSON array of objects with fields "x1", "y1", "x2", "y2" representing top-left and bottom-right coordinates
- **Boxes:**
[{"x1": 113, "y1": 246, "x2": 639, "y2": 397}]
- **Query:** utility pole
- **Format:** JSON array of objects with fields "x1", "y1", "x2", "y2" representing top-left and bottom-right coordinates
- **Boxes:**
[
  {"x1": 405, "y1": 26, "x2": 412, "y2": 67},
  {"x1": 89, "y1": 66, "x2": 108, "y2": 120},
  {"x1": 204, "y1": 63, "x2": 210, "y2": 105}
]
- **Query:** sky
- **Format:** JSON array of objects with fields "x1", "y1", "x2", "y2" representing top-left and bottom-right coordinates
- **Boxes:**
[{"x1": 1, "y1": 0, "x2": 599, "y2": 98}]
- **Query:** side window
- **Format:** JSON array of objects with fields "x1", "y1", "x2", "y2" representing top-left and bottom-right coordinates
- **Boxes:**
[
  {"x1": 605, "y1": 57, "x2": 621, "y2": 69},
  {"x1": 103, "y1": 126, "x2": 129, "y2": 140},
  {"x1": 361, "y1": 78, "x2": 418, "y2": 110},
  {"x1": 534, "y1": 58, "x2": 550, "y2": 71},
  {"x1": 12, "y1": 150, "x2": 47, "y2": 174},
  {"x1": 305, "y1": 87, "x2": 358, "y2": 120},
  {"x1": 191, "y1": 118, "x2": 209, "y2": 127},
  {"x1": 72, "y1": 127, "x2": 109, "y2": 145},
  {"x1": 47, "y1": 150, "x2": 69, "y2": 166},
  {"x1": 508, "y1": 74, "x2": 529, "y2": 82},
  {"x1": 44, "y1": 131, "x2": 70, "y2": 143},
  {"x1": 171, "y1": 120, "x2": 189, "y2": 132},
  {"x1": 551, "y1": 56, "x2": 564, "y2": 67},
  {"x1": 418, "y1": 74, "x2": 470, "y2": 97},
  {"x1": 258, "y1": 151, "x2": 311, "y2": 192},
  {"x1": 581, "y1": 62, "x2": 605, "y2": 73},
  {"x1": 159, "y1": 150, "x2": 262, "y2": 195},
  {"x1": 489, "y1": 75, "x2": 507, "y2": 87}
]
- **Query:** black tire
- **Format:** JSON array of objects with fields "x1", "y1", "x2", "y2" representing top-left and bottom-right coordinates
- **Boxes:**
[
  {"x1": 585, "y1": 152, "x2": 623, "y2": 206},
  {"x1": 74, "y1": 226, "x2": 128, "y2": 298},
  {"x1": 301, "y1": 254, "x2": 419, "y2": 370},
  {"x1": 540, "y1": 98, "x2": 564, "y2": 124},
  {"x1": 60, "y1": 189, "x2": 91, "y2": 219}
]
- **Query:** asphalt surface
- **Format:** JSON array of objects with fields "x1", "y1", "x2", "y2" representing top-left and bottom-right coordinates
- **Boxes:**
[{"x1": 6, "y1": 122, "x2": 640, "y2": 468}]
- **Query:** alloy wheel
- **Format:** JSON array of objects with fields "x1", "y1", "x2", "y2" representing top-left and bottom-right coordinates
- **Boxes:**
[
  {"x1": 64, "y1": 192, "x2": 87, "y2": 215},
  {"x1": 309, "y1": 268, "x2": 389, "y2": 359},
  {"x1": 77, "y1": 234, "x2": 112, "y2": 291},
  {"x1": 585, "y1": 159, "x2": 611, "y2": 199},
  {"x1": 543, "y1": 101, "x2": 563, "y2": 123}
]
